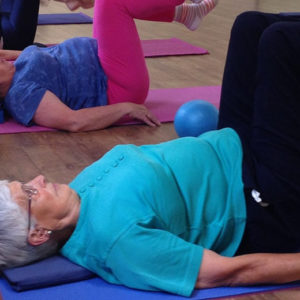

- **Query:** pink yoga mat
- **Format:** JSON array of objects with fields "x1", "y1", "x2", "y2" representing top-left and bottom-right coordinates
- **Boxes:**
[
  {"x1": 0, "y1": 86, "x2": 221, "y2": 134},
  {"x1": 46, "y1": 38, "x2": 208, "y2": 58},
  {"x1": 142, "y1": 38, "x2": 208, "y2": 57},
  {"x1": 8, "y1": 39, "x2": 208, "y2": 61}
]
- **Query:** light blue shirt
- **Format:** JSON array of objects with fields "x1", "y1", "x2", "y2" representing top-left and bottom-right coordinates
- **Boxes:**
[
  {"x1": 4, "y1": 37, "x2": 107, "y2": 126},
  {"x1": 61, "y1": 128, "x2": 246, "y2": 296}
]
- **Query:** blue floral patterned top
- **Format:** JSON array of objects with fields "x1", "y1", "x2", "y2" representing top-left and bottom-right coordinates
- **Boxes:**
[{"x1": 4, "y1": 37, "x2": 107, "y2": 126}]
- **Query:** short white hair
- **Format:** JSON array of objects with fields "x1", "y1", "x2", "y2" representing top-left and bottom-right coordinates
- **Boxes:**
[{"x1": 0, "y1": 180, "x2": 58, "y2": 269}]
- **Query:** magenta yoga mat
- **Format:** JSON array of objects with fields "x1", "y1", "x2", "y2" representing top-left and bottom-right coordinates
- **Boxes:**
[
  {"x1": 141, "y1": 38, "x2": 208, "y2": 57},
  {"x1": 0, "y1": 86, "x2": 221, "y2": 134},
  {"x1": 46, "y1": 38, "x2": 208, "y2": 58}
]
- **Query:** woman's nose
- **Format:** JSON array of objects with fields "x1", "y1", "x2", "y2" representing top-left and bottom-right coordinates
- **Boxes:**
[{"x1": 27, "y1": 175, "x2": 46, "y2": 187}]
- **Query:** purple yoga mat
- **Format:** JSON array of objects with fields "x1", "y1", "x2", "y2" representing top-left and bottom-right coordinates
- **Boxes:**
[
  {"x1": 0, "y1": 86, "x2": 221, "y2": 134},
  {"x1": 38, "y1": 13, "x2": 93, "y2": 25}
]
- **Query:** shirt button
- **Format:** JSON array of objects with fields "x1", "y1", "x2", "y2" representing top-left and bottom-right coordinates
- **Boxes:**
[
  {"x1": 80, "y1": 188, "x2": 86, "y2": 193},
  {"x1": 88, "y1": 183, "x2": 95, "y2": 187},
  {"x1": 118, "y1": 155, "x2": 124, "y2": 161},
  {"x1": 104, "y1": 169, "x2": 110, "y2": 174},
  {"x1": 112, "y1": 161, "x2": 119, "y2": 167},
  {"x1": 96, "y1": 176, "x2": 103, "y2": 181}
]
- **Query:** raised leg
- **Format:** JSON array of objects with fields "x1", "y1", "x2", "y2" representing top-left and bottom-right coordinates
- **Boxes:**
[
  {"x1": 252, "y1": 20, "x2": 300, "y2": 213},
  {"x1": 218, "y1": 11, "x2": 288, "y2": 188},
  {"x1": 93, "y1": 0, "x2": 183, "y2": 105},
  {"x1": 222, "y1": 12, "x2": 300, "y2": 254}
]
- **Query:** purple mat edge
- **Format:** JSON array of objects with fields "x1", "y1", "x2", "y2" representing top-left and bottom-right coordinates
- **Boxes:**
[{"x1": 38, "y1": 12, "x2": 93, "y2": 25}]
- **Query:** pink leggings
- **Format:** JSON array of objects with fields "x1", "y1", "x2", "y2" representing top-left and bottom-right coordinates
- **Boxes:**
[{"x1": 93, "y1": 0, "x2": 184, "y2": 105}]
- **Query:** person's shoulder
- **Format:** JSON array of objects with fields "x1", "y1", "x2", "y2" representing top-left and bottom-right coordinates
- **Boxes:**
[
  {"x1": 193, "y1": 128, "x2": 243, "y2": 164},
  {"x1": 60, "y1": 37, "x2": 98, "y2": 49},
  {"x1": 199, "y1": 128, "x2": 241, "y2": 144},
  {"x1": 217, "y1": 127, "x2": 242, "y2": 147},
  {"x1": 19, "y1": 44, "x2": 44, "y2": 57},
  {"x1": 15, "y1": 45, "x2": 50, "y2": 68}
]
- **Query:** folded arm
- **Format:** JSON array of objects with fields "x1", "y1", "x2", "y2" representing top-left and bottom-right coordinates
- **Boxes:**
[
  {"x1": 33, "y1": 90, "x2": 160, "y2": 132},
  {"x1": 0, "y1": 49, "x2": 22, "y2": 61},
  {"x1": 196, "y1": 249, "x2": 300, "y2": 289}
]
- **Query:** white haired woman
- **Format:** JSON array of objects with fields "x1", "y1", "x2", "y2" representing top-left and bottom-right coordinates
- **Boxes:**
[
  {"x1": 0, "y1": 180, "x2": 72, "y2": 268},
  {"x1": 1, "y1": 126, "x2": 300, "y2": 296}
]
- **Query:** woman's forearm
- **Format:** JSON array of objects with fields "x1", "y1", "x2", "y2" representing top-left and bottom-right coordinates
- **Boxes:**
[
  {"x1": 70, "y1": 103, "x2": 135, "y2": 132},
  {"x1": 230, "y1": 252, "x2": 300, "y2": 286},
  {"x1": 33, "y1": 90, "x2": 159, "y2": 132},
  {"x1": 71, "y1": 102, "x2": 159, "y2": 131},
  {"x1": 196, "y1": 250, "x2": 300, "y2": 289}
]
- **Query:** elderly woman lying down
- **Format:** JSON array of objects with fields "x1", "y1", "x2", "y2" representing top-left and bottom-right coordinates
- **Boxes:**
[
  {"x1": 0, "y1": 0, "x2": 218, "y2": 131},
  {"x1": 0, "y1": 11, "x2": 300, "y2": 296}
]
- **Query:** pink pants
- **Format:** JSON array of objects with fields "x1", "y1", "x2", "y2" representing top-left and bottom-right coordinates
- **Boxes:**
[{"x1": 93, "y1": 0, "x2": 184, "y2": 105}]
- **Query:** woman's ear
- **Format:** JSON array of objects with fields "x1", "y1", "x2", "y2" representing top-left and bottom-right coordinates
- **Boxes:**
[{"x1": 27, "y1": 226, "x2": 51, "y2": 246}]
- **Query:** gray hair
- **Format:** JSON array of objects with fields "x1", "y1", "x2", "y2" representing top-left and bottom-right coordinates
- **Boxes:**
[{"x1": 0, "y1": 180, "x2": 59, "y2": 269}]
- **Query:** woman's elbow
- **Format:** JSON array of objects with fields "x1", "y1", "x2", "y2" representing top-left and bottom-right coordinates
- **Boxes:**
[
  {"x1": 63, "y1": 113, "x2": 95, "y2": 132},
  {"x1": 64, "y1": 119, "x2": 86, "y2": 132}
]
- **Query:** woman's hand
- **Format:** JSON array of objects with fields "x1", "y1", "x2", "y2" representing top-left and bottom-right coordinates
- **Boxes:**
[{"x1": 125, "y1": 103, "x2": 161, "y2": 127}]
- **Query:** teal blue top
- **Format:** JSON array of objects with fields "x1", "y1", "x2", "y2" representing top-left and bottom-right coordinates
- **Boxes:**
[{"x1": 61, "y1": 128, "x2": 246, "y2": 297}]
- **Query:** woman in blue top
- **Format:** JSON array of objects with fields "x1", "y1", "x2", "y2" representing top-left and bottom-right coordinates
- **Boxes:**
[
  {"x1": 0, "y1": 0, "x2": 218, "y2": 131},
  {"x1": 0, "y1": 11, "x2": 300, "y2": 297}
]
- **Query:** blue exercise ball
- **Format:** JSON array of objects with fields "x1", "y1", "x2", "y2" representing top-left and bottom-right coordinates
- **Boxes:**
[{"x1": 174, "y1": 100, "x2": 219, "y2": 137}]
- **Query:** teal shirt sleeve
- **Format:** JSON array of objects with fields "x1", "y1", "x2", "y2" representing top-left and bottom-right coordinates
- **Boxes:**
[{"x1": 106, "y1": 216, "x2": 203, "y2": 297}]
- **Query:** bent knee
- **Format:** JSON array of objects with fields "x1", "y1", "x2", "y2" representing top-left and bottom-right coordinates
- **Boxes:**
[
  {"x1": 260, "y1": 22, "x2": 296, "y2": 46},
  {"x1": 258, "y1": 22, "x2": 299, "y2": 58},
  {"x1": 232, "y1": 11, "x2": 272, "y2": 39},
  {"x1": 108, "y1": 74, "x2": 149, "y2": 105}
]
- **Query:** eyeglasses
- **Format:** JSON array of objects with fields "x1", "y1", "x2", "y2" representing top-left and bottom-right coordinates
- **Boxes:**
[{"x1": 21, "y1": 184, "x2": 38, "y2": 232}]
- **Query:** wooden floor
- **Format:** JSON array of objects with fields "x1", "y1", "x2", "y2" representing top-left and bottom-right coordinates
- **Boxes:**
[{"x1": 1, "y1": 0, "x2": 300, "y2": 299}]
